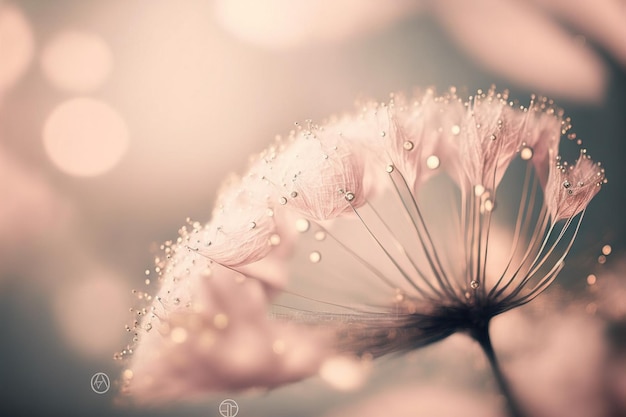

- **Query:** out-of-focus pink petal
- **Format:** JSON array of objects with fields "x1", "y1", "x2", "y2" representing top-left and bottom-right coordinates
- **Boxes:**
[
  {"x1": 124, "y1": 254, "x2": 330, "y2": 403},
  {"x1": 321, "y1": 384, "x2": 500, "y2": 417},
  {"x1": 432, "y1": 0, "x2": 607, "y2": 103},
  {"x1": 532, "y1": 0, "x2": 626, "y2": 67},
  {"x1": 214, "y1": 0, "x2": 421, "y2": 49}
]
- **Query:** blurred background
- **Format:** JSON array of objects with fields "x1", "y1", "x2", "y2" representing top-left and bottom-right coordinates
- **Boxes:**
[{"x1": 0, "y1": 0, "x2": 624, "y2": 416}]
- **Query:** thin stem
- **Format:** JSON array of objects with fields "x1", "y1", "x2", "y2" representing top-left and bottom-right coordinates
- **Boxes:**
[{"x1": 471, "y1": 322, "x2": 525, "y2": 417}]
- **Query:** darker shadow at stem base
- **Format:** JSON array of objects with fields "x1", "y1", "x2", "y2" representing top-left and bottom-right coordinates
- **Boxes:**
[{"x1": 470, "y1": 322, "x2": 526, "y2": 417}]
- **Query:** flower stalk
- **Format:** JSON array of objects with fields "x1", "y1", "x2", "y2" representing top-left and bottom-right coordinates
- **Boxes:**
[{"x1": 471, "y1": 321, "x2": 525, "y2": 417}]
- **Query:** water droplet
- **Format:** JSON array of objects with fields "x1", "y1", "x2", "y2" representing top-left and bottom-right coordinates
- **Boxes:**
[
  {"x1": 598, "y1": 255, "x2": 607, "y2": 264},
  {"x1": 470, "y1": 280, "x2": 479, "y2": 289},
  {"x1": 290, "y1": 191, "x2": 298, "y2": 198},
  {"x1": 272, "y1": 339, "x2": 286, "y2": 354},
  {"x1": 520, "y1": 145, "x2": 534, "y2": 160},
  {"x1": 249, "y1": 221, "x2": 256, "y2": 230},
  {"x1": 314, "y1": 231, "x2": 326, "y2": 241},
  {"x1": 403, "y1": 141, "x2": 414, "y2": 151},
  {"x1": 345, "y1": 192, "x2": 355, "y2": 202},
  {"x1": 295, "y1": 218, "x2": 310, "y2": 233},
  {"x1": 586, "y1": 274, "x2": 597, "y2": 285},
  {"x1": 386, "y1": 164, "x2": 394, "y2": 173},
  {"x1": 173, "y1": 297, "x2": 180, "y2": 305},
  {"x1": 279, "y1": 196, "x2": 288, "y2": 205},
  {"x1": 145, "y1": 278, "x2": 151, "y2": 285},
  {"x1": 451, "y1": 125, "x2": 460, "y2": 135},
  {"x1": 380, "y1": 131, "x2": 386, "y2": 137},
  {"x1": 474, "y1": 184, "x2": 485, "y2": 197},
  {"x1": 309, "y1": 251, "x2": 322, "y2": 263},
  {"x1": 144, "y1": 269, "x2": 150, "y2": 276},
  {"x1": 602, "y1": 244, "x2": 612, "y2": 256},
  {"x1": 489, "y1": 134, "x2": 497, "y2": 141},
  {"x1": 426, "y1": 155, "x2": 440, "y2": 170},
  {"x1": 562, "y1": 180, "x2": 571, "y2": 189},
  {"x1": 269, "y1": 234, "x2": 281, "y2": 246}
]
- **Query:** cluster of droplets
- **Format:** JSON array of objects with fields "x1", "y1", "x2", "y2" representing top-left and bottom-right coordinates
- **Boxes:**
[{"x1": 115, "y1": 219, "x2": 207, "y2": 363}]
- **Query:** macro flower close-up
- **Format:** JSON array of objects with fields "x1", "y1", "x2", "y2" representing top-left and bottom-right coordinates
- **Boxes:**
[
  {"x1": 0, "y1": 1, "x2": 624, "y2": 417},
  {"x1": 120, "y1": 87, "x2": 605, "y2": 417}
]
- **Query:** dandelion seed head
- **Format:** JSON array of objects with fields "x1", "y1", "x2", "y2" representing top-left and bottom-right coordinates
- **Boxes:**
[{"x1": 120, "y1": 87, "x2": 604, "y2": 403}]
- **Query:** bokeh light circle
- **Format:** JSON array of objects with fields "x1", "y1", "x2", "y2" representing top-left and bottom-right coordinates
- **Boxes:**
[
  {"x1": 0, "y1": 4, "x2": 34, "y2": 94},
  {"x1": 43, "y1": 98, "x2": 129, "y2": 177}
]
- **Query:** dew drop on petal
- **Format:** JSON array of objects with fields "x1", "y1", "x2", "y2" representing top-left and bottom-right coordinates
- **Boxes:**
[
  {"x1": 272, "y1": 339, "x2": 286, "y2": 354},
  {"x1": 602, "y1": 244, "x2": 612, "y2": 256},
  {"x1": 122, "y1": 369, "x2": 134, "y2": 380},
  {"x1": 490, "y1": 134, "x2": 497, "y2": 141},
  {"x1": 403, "y1": 141, "x2": 414, "y2": 151},
  {"x1": 144, "y1": 269, "x2": 150, "y2": 276},
  {"x1": 144, "y1": 323, "x2": 152, "y2": 332},
  {"x1": 484, "y1": 199, "x2": 495, "y2": 212},
  {"x1": 474, "y1": 184, "x2": 485, "y2": 197},
  {"x1": 563, "y1": 180, "x2": 571, "y2": 189},
  {"x1": 249, "y1": 221, "x2": 256, "y2": 230},
  {"x1": 426, "y1": 155, "x2": 440, "y2": 170},
  {"x1": 269, "y1": 233, "x2": 281, "y2": 246},
  {"x1": 451, "y1": 125, "x2": 460, "y2": 135},
  {"x1": 587, "y1": 274, "x2": 597, "y2": 285},
  {"x1": 279, "y1": 196, "x2": 288, "y2": 205},
  {"x1": 386, "y1": 164, "x2": 394, "y2": 173},
  {"x1": 345, "y1": 192, "x2": 355, "y2": 202},
  {"x1": 309, "y1": 251, "x2": 322, "y2": 263},
  {"x1": 598, "y1": 255, "x2": 607, "y2": 264},
  {"x1": 144, "y1": 278, "x2": 150, "y2": 285},
  {"x1": 314, "y1": 231, "x2": 326, "y2": 241},
  {"x1": 520, "y1": 145, "x2": 534, "y2": 160},
  {"x1": 295, "y1": 218, "x2": 310, "y2": 233},
  {"x1": 380, "y1": 131, "x2": 386, "y2": 138},
  {"x1": 470, "y1": 280, "x2": 479, "y2": 289},
  {"x1": 290, "y1": 191, "x2": 298, "y2": 198}
]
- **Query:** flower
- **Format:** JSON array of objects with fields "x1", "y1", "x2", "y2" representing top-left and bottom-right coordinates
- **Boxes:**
[{"x1": 119, "y1": 87, "x2": 605, "y2": 414}]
